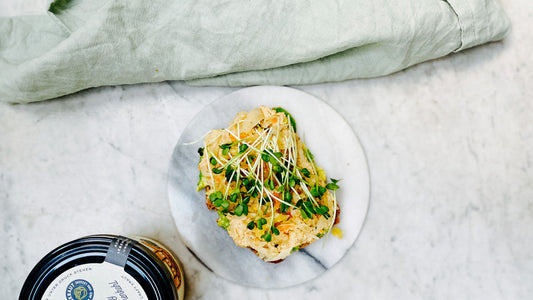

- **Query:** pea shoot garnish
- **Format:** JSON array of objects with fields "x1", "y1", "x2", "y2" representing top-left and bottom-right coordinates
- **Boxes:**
[
  {"x1": 261, "y1": 232, "x2": 272, "y2": 242},
  {"x1": 234, "y1": 204, "x2": 244, "y2": 216},
  {"x1": 326, "y1": 178, "x2": 340, "y2": 191},
  {"x1": 257, "y1": 218, "x2": 267, "y2": 230},
  {"x1": 247, "y1": 220, "x2": 255, "y2": 230}
]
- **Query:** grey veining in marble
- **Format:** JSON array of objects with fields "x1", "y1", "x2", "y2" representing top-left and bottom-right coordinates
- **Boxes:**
[
  {"x1": 168, "y1": 86, "x2": 369, "y2": 288},
  {"x1": 1, "y1": 0, "x2": 533, "y2": 299}
]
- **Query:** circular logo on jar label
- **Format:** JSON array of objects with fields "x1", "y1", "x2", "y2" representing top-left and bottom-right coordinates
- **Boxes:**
[{"x1": 65, "y1": 279, "x2": 94, "y2": 300}]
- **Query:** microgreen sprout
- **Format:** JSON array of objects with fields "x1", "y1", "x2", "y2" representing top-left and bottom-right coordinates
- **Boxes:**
[
  {"x1": 272, "y1": 226, "x2": 280, "y2": 235},
  {"x1": 257, "y1": 218, "x2": 267, "y2": 230},
  {"x1": 261, "y1": 232, "x2": 272, "y2": 242},
  {"x1": 326, "y1": 178, "x2": 340, "y2": 191},
  {"x1": 234, "y1": 204, "x2": 244, "y2": 216},
  {"x1": 261, "y1": 153, "x2": 270, "y2": 162},
  {"x1": 247, "y1": 220, "x2": 255, "y2": 230}
]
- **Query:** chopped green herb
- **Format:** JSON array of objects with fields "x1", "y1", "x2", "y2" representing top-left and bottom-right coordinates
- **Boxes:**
[
  {"x1": 210, "y1": 157, "x2": 217, "y2": 166},
  {"x1": 197, "y1": 147, "x2": 204, "y2": 156},
  {"x1": 239, "y1": 144, "x2": 248, "y2": 153}
]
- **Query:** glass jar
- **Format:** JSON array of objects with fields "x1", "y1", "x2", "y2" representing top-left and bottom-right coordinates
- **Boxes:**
[{"x1": 19, "y1": 235, "x2": 185, "y2": 300}]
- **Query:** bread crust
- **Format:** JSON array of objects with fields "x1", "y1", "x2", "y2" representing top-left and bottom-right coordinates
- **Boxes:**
[{"x1": 204, "y1": 187, "x2": 216, "y2": 210}]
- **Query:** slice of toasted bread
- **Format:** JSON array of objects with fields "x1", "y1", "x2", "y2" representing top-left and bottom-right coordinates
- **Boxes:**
[{"x1": 198, "y1": 106, "x2": 340, "y2": 262}]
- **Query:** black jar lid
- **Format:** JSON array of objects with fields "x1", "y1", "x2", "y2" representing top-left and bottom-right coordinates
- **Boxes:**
[{"x1": 19, "y1": 235, "x2": 180, "y2": 300}]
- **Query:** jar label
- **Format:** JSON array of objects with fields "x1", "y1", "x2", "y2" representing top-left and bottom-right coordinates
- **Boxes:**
[{"x1": 41, "y1": 262, "x2": 148, "y2": 300}]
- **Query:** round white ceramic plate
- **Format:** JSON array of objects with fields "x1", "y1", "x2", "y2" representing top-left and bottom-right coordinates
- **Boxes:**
[{"x1": 168, "y1": 86, "x2": 369, "y2": 288}]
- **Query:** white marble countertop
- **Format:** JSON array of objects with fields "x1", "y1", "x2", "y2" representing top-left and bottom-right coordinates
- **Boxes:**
[{"x1": 1, "y1": 1, "x2": 532, "y2": 299}]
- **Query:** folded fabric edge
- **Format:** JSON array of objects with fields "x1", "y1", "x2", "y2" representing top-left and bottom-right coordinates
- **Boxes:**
[
  {"x1": 46, "y1": 11, "x2": 72, "y2": 34},
  {"x1": 445, "y1": 0, "x2": 511, "y2": 52}
]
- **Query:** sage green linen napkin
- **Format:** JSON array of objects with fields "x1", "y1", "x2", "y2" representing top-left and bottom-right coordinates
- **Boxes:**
[{"x1": 0, "y1": 0, "x2": 510, "y2": 103}]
